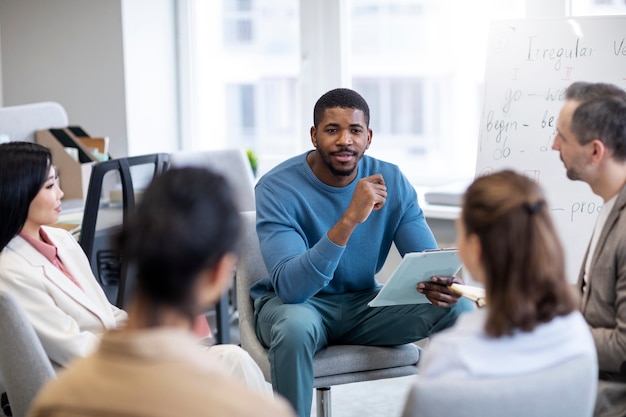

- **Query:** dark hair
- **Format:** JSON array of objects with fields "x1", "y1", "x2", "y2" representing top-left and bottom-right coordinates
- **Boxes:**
[
  {"x1": 117, "y1": 167, "x2": 241, "y2": 322},
  {"x1": 313, "y1": 88, "x2": 370, "y2": 128},
  {"x1": 462, "y1": 170, "x2": 577, "y2": 337},
  {"x1": 0, "y1": 141, "x2": 52, "y2": 250},
  {"x1": 565, "y1": 81, "x2": 626, "y2": 161}
]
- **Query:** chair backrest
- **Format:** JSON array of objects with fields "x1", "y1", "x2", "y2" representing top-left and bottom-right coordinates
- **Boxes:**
[
  {"x1": 235, "y1": 211, "x2": 273, "y2": 379},
  {"x1": 169, "y1": 149, "x2": 256, "y2": 212},
  {"x1": 0, "y1": 102, "x2": 68, "y2": 143},
  {"x1": 235, "y1": 211, "x2": 268, "y2": 349},
  {"x1": 401, "y1": 354, "x2": 598, "y2": 417},
  {"x1": 0, "y1": 291, "x2": 55, "y2": 417},
  {"x1": 79, "y1": 153, "x2": 170, "y2": 307}
]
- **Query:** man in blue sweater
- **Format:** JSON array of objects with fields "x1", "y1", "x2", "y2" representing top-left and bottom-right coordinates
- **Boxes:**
[{"x1": 251, "y1": 88, "x2": 474, "y2": 416}]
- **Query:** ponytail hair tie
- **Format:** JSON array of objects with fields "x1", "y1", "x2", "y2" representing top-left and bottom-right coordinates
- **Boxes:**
[{"x1": 525, "y1": 201, "x2": 542, "y2": 214}]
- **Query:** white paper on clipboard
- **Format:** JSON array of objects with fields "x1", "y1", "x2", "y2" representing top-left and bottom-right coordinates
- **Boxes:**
[{"x1": 368, "y1": 249, "x2": 462, "y2": 307}]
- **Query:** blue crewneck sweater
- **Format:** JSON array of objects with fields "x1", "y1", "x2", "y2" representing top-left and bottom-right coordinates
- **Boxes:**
[{"x1": 250, "y1": 151, "x2": 437, "y2": 303}]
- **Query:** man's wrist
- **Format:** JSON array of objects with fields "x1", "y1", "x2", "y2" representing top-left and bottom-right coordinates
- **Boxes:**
[{"x1": 328, "y1": 216, "x2": 358, "y2": 246}]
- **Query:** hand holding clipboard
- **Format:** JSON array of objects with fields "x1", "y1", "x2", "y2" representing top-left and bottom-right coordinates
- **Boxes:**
[
  {"x1": 418, "y1": 249, "x2": 486, "y2": 308},
  {"x1": 369, "y1": 248, "x2": 486, "y2": 308},
  {"x1": 369, "y1": 249, "x2": 463, "y2": 307}
]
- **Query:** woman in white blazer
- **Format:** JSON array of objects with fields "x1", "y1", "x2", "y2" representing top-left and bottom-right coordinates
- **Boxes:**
[
  {"x1": 0, "y1": 142, "x2": 269, "y2": 398},
  {"x1": 0, "y1": 141, "x2": 126, "y2": 371}
]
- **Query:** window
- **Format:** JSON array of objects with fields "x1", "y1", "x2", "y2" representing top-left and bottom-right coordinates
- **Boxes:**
[
  {"x1": 225, "y1": 84, "x2": 255, "y2": 140},
  {"x1": 353, "y1": 78, "x2": 430, "y2": 154},
  {"x1": 348, "y1": 0, "x2": 527, "y2": 184},
  {"x1": 570, "y1": 0, "x2": 626, "y2": 14},
  {"x1": 223, "y1": 0, "x2": 254, "y2": 46},
  {"x1": 188, "y1": 0, "x2": 299, "y2": 170},
  {"x1": 186, "y1": 0, "x2": 542, "y2": 184}
]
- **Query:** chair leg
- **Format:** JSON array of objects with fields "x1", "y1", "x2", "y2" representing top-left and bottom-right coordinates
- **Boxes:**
[{"x1": 315, "y1": 387, "x2": 331, "y2": 417}]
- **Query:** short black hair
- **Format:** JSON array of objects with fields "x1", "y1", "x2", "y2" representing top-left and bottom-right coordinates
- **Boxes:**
[
  {"x1": 313, "y1": 88, "x2": 370, "y2": 128},
  {"x1": 117, "y1": 167, "x2": 241, "y2": 319},
  {"x1": 0, "y1": 141, "x2": 52, "y2": 250}
]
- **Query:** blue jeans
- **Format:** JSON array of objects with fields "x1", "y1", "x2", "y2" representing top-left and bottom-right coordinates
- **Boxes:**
[{"x1": 254, "y1": 288, "x2": 474, "y2": 417}]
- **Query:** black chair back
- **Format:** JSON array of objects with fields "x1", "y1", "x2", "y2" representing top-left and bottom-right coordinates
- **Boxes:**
[{"x1": 78, "y1": 153, "x2": 169, "y2": 307}]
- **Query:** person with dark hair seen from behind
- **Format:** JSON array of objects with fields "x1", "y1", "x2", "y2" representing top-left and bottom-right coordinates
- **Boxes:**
[
  {"x1": 552, "y1": 81, "x2": 626, "y2": 417},
  {"x1": 410, "y1": 170, "x2": 595, "y2": 386},
  {"x1": 251, "y1": 87, "x2": 474, "y2": 417},
  {"x1": 28, "y1": 167, "x2": 295, "y2": 417},
  {"x1": 0, "y1": 141, "x2": 271, "y2": 415}
]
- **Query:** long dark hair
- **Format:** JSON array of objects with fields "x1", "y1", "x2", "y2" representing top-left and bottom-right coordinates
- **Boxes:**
[
  {"x1": 0, "y1": 142, "x2": 52, "y2": 250},
  {"x1": 462, "y1": 170, "x2": 577, "y2": 337}
]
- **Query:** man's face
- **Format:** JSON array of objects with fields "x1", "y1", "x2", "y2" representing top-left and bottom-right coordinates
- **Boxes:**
[
  {"x1": 552, "y1": 99, "x2": 592, "y2": 181},
  {"x1": 310, "y1": 107, "x2": 372, "y2": 185}
]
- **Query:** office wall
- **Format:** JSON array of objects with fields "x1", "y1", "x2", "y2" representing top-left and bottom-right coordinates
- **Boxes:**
[{"x1": 0, "y1": 0, "x2": 179, "y2": 158}]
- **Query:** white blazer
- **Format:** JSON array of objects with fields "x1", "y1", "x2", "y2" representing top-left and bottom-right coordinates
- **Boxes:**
[{"x1": 0, "y1": 226, "x2": 127, "y2": 370}]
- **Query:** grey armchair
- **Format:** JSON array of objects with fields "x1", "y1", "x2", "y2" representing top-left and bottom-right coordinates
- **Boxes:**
[
  {"x1": 401, "y1": 354, "x2": 598, "y2": 417},
  {"x1": 0, "y1": 291, "x2": 55, "y2": 417},
  {"x1": 235, "y1": 210, "x2": 422, "y2": 417},
  {"x1": 169, "y1": 149, "x2": 255, "y2": 211}
]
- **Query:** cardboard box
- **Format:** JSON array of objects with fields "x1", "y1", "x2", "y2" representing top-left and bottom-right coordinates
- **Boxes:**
[{"x1": 36, "y1": 127, "x2": 106, "y2": 201}]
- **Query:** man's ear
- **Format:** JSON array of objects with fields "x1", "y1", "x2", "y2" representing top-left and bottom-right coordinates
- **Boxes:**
[
  {"x1": 365, "y1": 128, "x2": 373, "y2": 150},
  {"x1": 198, "y1": 253, "x2": 237, "y2": 306},
  {"x1": 589, "y1": 138, "x2": 607, "y2": 163},
  {"x1": 311, "y1": 126, "x2": 318, "y2": 147}
]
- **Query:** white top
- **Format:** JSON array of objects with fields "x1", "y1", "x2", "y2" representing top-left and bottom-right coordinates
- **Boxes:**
[{"x1": 418, "y1": 308, "x2": 596, "y2": 379}]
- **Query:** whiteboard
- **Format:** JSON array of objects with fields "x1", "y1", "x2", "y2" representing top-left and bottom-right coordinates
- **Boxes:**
[{"x1": 476, "y1": 16, "x2": 626, "y2": 282}]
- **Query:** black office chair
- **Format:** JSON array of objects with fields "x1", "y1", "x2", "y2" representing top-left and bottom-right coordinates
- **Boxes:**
[
  {"x1": 79, "y1": 153, "x2": 169, "y2": 308},
  {"x1": 78, "y1": 153, "x2": 232, "y2": 344}
]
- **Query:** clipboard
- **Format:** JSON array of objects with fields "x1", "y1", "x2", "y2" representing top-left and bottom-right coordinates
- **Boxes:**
[{"x1": 369, "y1": 249, "x2": 462, "y2": 307}]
